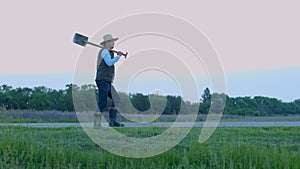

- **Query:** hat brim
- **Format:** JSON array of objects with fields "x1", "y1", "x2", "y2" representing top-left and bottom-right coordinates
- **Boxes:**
[{"x1": 100, "y1": 38, "x2": 119, "y2": 45}]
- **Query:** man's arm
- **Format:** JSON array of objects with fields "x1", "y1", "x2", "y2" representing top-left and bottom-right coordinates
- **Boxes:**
[{"x1": 101, "y1": 49, "x2": 121, "y2": 66}]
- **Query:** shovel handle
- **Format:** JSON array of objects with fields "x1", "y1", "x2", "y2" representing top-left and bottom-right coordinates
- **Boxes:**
[
  {"x1": 85, "y1": 41, "x2": 128, "y2": 58},
  {"x1": 85, "y1": 41, "x2": 103, "y2": 48}
]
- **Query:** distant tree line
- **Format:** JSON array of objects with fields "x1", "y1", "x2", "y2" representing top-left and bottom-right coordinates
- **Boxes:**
[
  {"x1": 199, "y1": 88, "x2": 300, "y2": 116},
  {"x1": 0, "y1": 84, "x2": 74, "y2": 112},
  {"x1": 0, "y1": 84, "x2": 299, "y2": 116}
]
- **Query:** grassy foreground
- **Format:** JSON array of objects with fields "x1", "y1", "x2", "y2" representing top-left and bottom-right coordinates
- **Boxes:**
[{"x1": 0, "y1": 126, "x2": 299, "y2": 169}]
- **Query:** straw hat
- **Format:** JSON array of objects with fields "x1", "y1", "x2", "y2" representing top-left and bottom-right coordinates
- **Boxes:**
[{"x1": 100, "y1": 34, "x2": 119, "y2": 45}]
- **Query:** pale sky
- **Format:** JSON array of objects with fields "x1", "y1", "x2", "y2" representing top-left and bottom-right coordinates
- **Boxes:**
[{"x1": 0, "y1": 0, "x2": 299, "y2": 101}]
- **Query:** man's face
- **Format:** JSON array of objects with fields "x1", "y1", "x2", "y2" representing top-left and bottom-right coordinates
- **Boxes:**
[{"x1": 106, "y1": 41, "x2": 115, "y2": 49}]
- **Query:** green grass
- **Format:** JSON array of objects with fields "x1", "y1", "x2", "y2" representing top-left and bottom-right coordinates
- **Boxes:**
[{"x1": 0, "y1": 126, "x2": 300, "y2": 168}]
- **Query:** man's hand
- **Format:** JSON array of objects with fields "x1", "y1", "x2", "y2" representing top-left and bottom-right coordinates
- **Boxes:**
[{"x1": 117, "y1": 51, "x2": 123, "y2": 56}]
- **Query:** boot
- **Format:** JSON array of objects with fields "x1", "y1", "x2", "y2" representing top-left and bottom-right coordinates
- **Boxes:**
[
  {"x1": 109, "y1": 108, "x2": 124, "y2": 127},
  {"x1": 93, "y1": 112, "x2": 103, "y2": 129}
]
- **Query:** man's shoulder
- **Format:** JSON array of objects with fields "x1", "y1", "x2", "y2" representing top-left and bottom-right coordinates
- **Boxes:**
[{"x1": 100, "y1": 48, "x2": 109, "y2": 57}]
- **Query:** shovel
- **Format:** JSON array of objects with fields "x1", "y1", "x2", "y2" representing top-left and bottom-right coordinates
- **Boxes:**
[{"x1": 73, "y1": 33, "x2": 128, "y2": 58}]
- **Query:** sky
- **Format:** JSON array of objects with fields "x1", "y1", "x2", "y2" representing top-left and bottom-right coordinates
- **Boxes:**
[{"x1": 0, "y1": 0, "x2": 299, "y2": 102}]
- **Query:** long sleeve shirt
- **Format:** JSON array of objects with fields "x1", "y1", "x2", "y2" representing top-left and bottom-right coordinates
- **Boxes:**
[{"x1": 101, "y1": 48, "x2": 120, "y2": 66}]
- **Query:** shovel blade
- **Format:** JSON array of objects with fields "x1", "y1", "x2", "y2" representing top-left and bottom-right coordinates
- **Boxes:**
[{"x1": 73, "y1": 33, "x2": 89, "y2": 46}]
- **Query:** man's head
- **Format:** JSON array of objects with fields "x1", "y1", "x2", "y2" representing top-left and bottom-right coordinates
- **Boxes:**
[{"x1": 100, "y1": 34, "x2": 119, "y2": 50}]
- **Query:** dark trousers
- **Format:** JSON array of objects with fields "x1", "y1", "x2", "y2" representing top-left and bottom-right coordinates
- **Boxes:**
[{"x1": 96, "y1": 80, "x2": 120, "y2": 112}]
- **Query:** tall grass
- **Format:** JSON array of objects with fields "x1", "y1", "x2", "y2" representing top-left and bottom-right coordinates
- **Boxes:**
[{"x1": 0, "y1": 126, "x2": 299, "y2": 168}]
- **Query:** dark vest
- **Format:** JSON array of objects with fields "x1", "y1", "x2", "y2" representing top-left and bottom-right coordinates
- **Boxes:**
[{"x1": 95, "y1": 48, "x2": 115, "y2": 82}]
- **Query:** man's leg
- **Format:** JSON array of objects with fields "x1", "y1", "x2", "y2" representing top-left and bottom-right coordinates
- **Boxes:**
[
  {"x1": 94, "y1": 80, "x2": 110, "y2": 129},
  {"x1": 108, "y1": 85, "x2": 124, "y2": 127},
  {"x1": 93, "y1": 112, "x2": 103, "y2": 129}
]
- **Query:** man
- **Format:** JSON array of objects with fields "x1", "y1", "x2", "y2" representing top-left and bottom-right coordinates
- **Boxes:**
[{"x1": 94, "y1": 34, "x2": 124, "y2": 128}]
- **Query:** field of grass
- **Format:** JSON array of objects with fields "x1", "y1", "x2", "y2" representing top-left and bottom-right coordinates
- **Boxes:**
[{"x1": 0, "y1": 126, "x2": 300, "y2": 168}]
